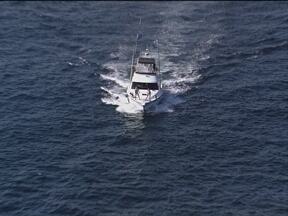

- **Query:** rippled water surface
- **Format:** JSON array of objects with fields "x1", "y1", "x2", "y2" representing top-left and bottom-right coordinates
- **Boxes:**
[{"x1": 1, "y1": 1, "x2": 288, "y2": 216}]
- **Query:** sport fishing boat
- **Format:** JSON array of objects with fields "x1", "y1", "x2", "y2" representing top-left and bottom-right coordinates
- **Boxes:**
[
  {"x1": 124, "y1": 18, "x2": 163, "y2": 112},
  {"x1": 126, "y1": 45, "x2": 163, "y2": 112}
]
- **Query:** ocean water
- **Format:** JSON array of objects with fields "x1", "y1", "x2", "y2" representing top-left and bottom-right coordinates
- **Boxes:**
[{"x1": 1, "y1": 1, "x2": 288, "y2": 215}]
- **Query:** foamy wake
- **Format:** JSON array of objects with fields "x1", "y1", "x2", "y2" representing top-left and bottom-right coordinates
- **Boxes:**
[
  {"x1": 99, "y1": 54, "x2": 201, "y2": 114},
  {"x1": 99, "y1": 47, "x2": 204, "y2": 114},
  {"x1": 99, "y1": 7, "x2": 219, "y2": 114}
]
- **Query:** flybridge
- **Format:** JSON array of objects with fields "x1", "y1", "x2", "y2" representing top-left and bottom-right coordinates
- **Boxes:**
[{"x1": 135, "y1": 55, "x2": 157, "y2": 74}]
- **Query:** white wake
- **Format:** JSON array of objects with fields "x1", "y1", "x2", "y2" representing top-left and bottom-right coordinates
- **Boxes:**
[{"x1": 99, "y1": 4, "x2": 219, "y2": 114}]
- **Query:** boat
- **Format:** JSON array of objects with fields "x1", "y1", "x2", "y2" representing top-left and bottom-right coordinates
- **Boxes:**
[{"x1": 126, "y1": 41, "x2": 163, "y2": 112}]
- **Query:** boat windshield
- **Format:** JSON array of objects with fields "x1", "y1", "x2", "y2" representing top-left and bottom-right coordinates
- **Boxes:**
[{"x1": 132, "y1": 82, "x2": 158, "y2": 90}]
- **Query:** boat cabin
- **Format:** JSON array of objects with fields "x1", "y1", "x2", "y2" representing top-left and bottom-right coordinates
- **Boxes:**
[
  {"x1": 135, "y1": 56, "x2": 157, "y2": 74},
  {"x1": 129, "y1": 49, "x2": 160, "y2": 91}
]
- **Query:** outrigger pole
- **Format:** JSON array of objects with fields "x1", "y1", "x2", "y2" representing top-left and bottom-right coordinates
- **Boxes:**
[
  {"x1": 130, "y1": 18, "x2": 142, "y2": 81},
  {"x1": 156, "y1": 39, "x2": 161, "y2": 84}
]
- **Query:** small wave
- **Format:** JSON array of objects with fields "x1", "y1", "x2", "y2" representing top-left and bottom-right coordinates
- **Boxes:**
[
  {"x1": 66, "y1": 56, "x2": 89, "y2": 67},
  {"x1": 217, "y1": 40, "x2": 288, "y2": 61},
  {"x1": 100, "y1": 86, "x2": 116, "y2": 96},
  {"x1": 78, "y1": 56, "x2": 89, "y2": 64},
  {"x1": 67, "y1": 62, "x2": 74, "y2": 66},
  {"x1": 100, "y1": 74, "x2": 129, "y2": 89},
  {"x1": 163, "y1": 74, "x2": 201, "y2": 94},
  {"x1": 256, "y1": 40, "x2": 288, "y2": 55}
]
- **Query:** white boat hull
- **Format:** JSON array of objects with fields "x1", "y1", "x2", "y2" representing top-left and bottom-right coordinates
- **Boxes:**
[{"x1": 127, "y1": 92, "x2": 163, "y2": 112}]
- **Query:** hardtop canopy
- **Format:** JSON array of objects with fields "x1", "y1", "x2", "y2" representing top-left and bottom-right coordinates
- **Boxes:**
[{"x1": 138, "y1": 57, "x2": 156, "y2": 65}]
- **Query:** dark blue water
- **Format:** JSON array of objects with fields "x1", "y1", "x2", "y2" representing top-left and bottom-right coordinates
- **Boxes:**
[{"x1": 1, "y1": 1, "x2": 288, "y2": 215}]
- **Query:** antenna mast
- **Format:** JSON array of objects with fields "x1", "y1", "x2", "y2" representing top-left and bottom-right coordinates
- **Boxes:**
[
  {"x1": 157, "y1": 39, "x2": 161, "y2": 83},
  {"x1": 130, "y1": 18, "x2": 142, "y2": 80}
]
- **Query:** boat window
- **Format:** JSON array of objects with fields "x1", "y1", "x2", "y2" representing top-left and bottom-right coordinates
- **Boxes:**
[
  {"x1": 136, "y1": 63, "x2": 155, "y2": 74},
  {"x1": 132, "y1": 82, "x2": 158, "y2": 90},
  {"x1": 138, "y1": 57, "x2": 155, "y2": 65}
]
